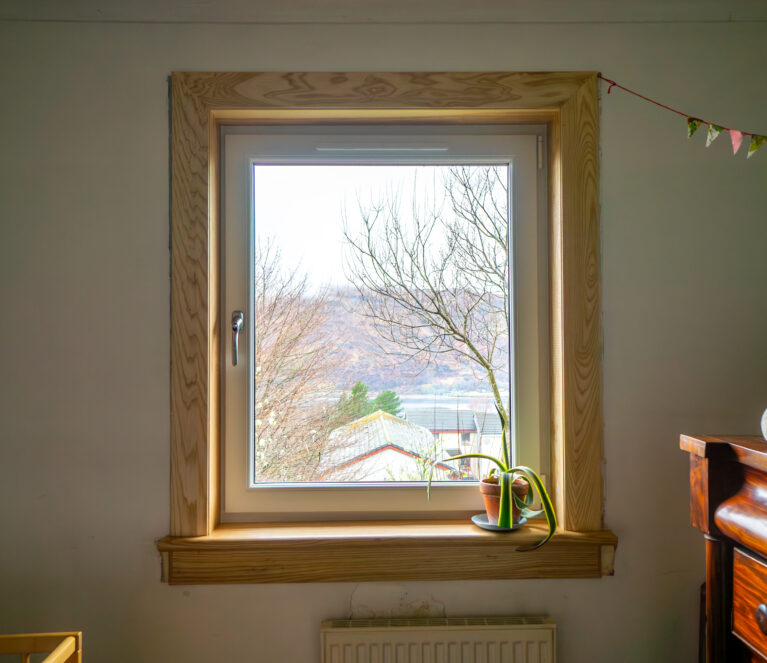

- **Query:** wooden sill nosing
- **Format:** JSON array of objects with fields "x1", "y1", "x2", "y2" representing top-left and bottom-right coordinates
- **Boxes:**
[{"x1": 157, "y1": 521, "x2": 617, "y2": 584}]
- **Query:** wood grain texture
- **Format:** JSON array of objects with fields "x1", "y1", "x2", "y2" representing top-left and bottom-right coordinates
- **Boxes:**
[
  {"x1": 160, "y1": 519, "x2": 617, "y2": 545},
  {"x1": 555, "y1": 73, "x2": 603, "y2": 531},
  {"x1": 45, "y1": 637, "x2": 77, "y2": 663},
  {"x1": 157, "y1": 521, "x2": 617, "y2": 584},
  {"x1": 179, "y1": 71, "x2": 593, "y2": 111},
  {"x1": 548, "y1": 105, "x2": 565, "y2": 524},
  {"x1": 682, "y1": 435, "x2": 767, "y2": 470},
  {"x1": 734, "y1": 548, "x2": 767, "y2": 659},
  {"x1": 680, "y1": 434, "x2": 728, "y2": 457},
  {"x1": 206, "y1": 112, "x2": 221, "y2": 534},
  {"x1": 720, "y1": 437, "x2": 767, "y2": 474},
  {"x1": 170, "y1": 73, "x2": 212, "y2": 536},
  {"x1": 169, "y1": 71, "x2": 605, "y2": 540},
  {"x1": 600, "y1": 544, "x2": 615, "y2": 575},
  {"x1": 686, "y1": 435, "x2": 746, "y2": 538},
  {"x1": 705, "y1": 535, "x2": 734, "y2": 662},
  {"x1": 690, "y1": 455, "x2": 710, "y2": 532},
  {"x1": 716, "y1": 467, "x2": 767, "y2": 559},
  {"x1": 213, "y1": 108, "x2": 557, "y2": 125}
]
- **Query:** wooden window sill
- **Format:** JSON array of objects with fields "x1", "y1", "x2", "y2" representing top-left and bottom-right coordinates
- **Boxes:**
[{"x1": 156, "y1": 521, "x2": 618, "y2": 584}]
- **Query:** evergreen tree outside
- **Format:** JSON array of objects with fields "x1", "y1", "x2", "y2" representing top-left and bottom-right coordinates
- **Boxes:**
[
  {"x1": 332, "y1": 381, "x2": 403, "y2": 427},
  {"x1": 371, "y1": 390, "x2": 402, "y2": 417},
  {"x1": 334, "y1": 381, "x2": 371, "y2": 425}
]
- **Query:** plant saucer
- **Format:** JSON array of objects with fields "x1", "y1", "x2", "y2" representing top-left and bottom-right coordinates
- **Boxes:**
[{"x1": 471, "y1": 513, "x2": 526, "y2": 532}]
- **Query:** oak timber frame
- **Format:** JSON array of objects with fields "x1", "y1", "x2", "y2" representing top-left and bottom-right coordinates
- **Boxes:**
[{"x1": 165, "y1": 72, "x2": 606, "y2": 580}]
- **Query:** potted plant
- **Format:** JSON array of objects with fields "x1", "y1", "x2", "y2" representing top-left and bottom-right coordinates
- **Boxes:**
[{"x1": 428, "y1": 405, "x2": 557, "y2": 551}]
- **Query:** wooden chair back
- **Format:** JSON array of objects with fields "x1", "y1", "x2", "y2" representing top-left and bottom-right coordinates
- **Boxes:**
[{"x1": 0, "y1": 632, "x2": 82, "y2": 663}]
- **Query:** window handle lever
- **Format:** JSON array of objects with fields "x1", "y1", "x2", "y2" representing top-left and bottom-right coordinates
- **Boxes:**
[{"x1": 231, "y1": 310, "x2": 244, "y2": 366}]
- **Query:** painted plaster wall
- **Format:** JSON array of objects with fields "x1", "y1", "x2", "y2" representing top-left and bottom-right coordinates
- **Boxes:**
[{"x1": 1, "y1": 20, "x2": 766, "y2": 662}]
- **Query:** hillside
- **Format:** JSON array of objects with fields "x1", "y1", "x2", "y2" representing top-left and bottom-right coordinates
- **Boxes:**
[{"x1": 320, "y1": 288, "x2": 509, "y2": 397}]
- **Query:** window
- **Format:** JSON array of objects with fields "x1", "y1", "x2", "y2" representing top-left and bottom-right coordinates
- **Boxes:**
[
  {"x1": 160, "y1": 72, "x2": 613, "y2": 583},
  {"x1": 220, "y1": 126, "x2": 548, "y2": 521}
]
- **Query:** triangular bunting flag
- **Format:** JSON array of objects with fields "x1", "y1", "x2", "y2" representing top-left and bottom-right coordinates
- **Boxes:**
[
  {"x1": 730, "y1": 130, "x2": 744, "y2": 154},
  {"x1": 687, "y1": 118, "x2": 702, "y2": 138},
  {"x1": 706, "y1": 124, "x2": 724, "y2": 147},
  {"x1": 747, "y1": 135, "x2": 766, "y2": 159}
]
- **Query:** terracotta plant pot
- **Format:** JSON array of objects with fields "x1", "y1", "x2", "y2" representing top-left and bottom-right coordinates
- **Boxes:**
[{"x1": 479, "y1": 476, "x2": 530, "y2": 525}]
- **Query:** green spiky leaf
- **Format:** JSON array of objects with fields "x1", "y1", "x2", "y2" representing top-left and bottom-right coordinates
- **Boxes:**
[
  {"x1": 425, "y1": 439, "x2": 557, "y2": 551},
  {"x1": 493, "y1": 401, "x2": 510, "y2": 468},
  {"x1": 498, "y1": 471, "x2": 512, "y2": 528},
  {"x1": 519, "y1": 507, "x2": 545, "y2": 519},
  {"x1": 510, "y1": 466, "x2": 558, "y2": 551},
  {"x1": 426, "y1": 453, "x2": 508, "y2": 500}
]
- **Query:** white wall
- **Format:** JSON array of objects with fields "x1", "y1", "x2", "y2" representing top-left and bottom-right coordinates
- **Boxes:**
[{"x1": 1, "y1": 20, "x2": 766, "y2": 662}]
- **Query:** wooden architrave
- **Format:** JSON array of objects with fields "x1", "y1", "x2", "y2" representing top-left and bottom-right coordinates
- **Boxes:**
[{"x1": 169, "y1": 71, "x2": 603, "y2": 537}]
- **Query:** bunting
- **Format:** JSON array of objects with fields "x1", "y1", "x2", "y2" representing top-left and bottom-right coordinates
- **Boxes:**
[
  {"x1": 705, "y1": 124, "x2": 723, "y2": 147},
  {"x1": 749, "y1": 135, "x2": 767, "y2": 159},
  {"x1": 730, "y1": 130, "x2": 744, "y2": 155},
  {"x1": 599, "y1": 75, "x2": 766, "y2": 160},
  {"x1": 687, "y1": 118, "x2": 702, "y2": 139}
]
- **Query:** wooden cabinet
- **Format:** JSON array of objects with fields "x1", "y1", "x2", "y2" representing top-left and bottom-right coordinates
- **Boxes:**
[
  {"x1": 733, "y1": 548, "x2": 767, "y2": 659},
  {"x1": 682, "y1": 435, "x2": 767, "y2": 662}
]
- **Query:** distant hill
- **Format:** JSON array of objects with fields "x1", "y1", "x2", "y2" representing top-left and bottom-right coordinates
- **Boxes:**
[{"x1": 320, "y1": 288, "x2": 509, "y2": 396}]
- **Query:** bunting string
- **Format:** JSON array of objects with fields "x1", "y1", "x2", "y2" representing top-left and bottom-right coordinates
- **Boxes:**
[{"x1": 598, "y1": 74, "x2": 766, "y2": 159}]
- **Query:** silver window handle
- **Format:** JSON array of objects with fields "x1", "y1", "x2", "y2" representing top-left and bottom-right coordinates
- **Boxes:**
[{"x1": 231, "y1": 310, "x2": 244, "y2": 366}]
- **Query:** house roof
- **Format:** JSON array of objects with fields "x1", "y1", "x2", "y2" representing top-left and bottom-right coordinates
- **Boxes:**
[
  {"x1": 404, "y1": 407, "x2": 503, "y2": 436},
  {"x1": 474, "y1": 409, "x2": 503, "y2": 436},
  {"x1": 327, "y1": 443, "x2": 454, "y2": 477},
  {"x1": 404, "y1": 408, "x2": 477, "y2": 432},
  {"x1": 321, "y1": 410, "x2": 442, "y2": 476}
]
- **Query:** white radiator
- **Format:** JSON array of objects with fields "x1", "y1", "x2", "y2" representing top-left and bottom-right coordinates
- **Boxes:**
[{"x1": 321, "y1": 616, "x2": 556, "y2": 663}]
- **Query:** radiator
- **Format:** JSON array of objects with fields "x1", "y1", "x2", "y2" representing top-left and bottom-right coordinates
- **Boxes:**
[{"x1": 321, "y1": 616, "x2": 556, "y2": 663}]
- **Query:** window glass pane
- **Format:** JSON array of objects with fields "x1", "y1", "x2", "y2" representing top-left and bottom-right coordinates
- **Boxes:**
[{"x1": 252, "y1": 164, "x2": 511, "y2": 483}]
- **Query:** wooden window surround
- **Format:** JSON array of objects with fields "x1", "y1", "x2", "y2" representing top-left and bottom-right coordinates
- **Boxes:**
[{"x1": 156, "y1": 71, "x2": 617, "y2": 584}]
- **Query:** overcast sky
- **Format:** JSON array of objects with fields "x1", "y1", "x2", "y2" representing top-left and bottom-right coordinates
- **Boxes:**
[{"x1": 253, "y1": 164, "x2": 455, "y2": 290}]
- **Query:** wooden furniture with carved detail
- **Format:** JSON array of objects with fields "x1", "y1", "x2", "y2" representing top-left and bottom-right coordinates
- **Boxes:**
[{"x1": 682, "y1": 434, "x2": 767, "y2": 662}]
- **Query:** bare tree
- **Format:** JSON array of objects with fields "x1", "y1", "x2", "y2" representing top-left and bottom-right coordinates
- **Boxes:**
[
  {"x1": 254, "y1": 239, "x2": 339, "y2": 481},
  {"x1": 343, "y1": 166, "x2": 510, "y2": 422}
]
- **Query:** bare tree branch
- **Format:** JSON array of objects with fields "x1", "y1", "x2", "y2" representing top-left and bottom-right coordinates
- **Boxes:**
[
  {"x1": 254, "y1": 238, "x2": 341, "y2": 481},
  {"x1": 343, "y1": 166, "x2": 511, "y2": 421}
]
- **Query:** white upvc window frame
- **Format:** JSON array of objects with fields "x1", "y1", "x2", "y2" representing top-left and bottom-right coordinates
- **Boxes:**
[{"x1": 220, "y1": 124, "x2": 548, "y2": 523}]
